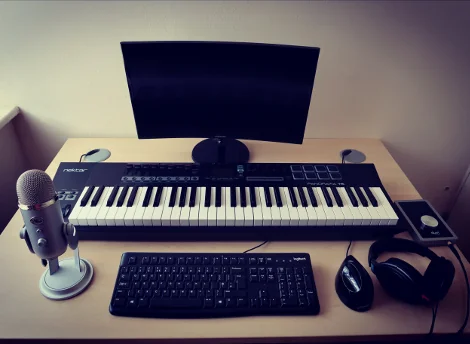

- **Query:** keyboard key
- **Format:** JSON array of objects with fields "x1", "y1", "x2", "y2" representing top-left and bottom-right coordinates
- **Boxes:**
[
  {"x1": 142, "y1": 186, "x2": 153, "y2": 207},
  {"x1": 345, "y1": 187, "x2": 359, "y2": 207},
  {"x1": 80, "y1": 186, "x2": 95, "y2": 207},
  {"x1": 297, "y1": 187, "x2": 308, "y2": 207},
  {"x1": 240, "y1": 187, "x2": 247, "y2": 207},
  {"x1": 249, "y1": 187, "x2": 257, "y2": 207},
  {"x1": 321, "y1": 186, "x2": 333, "y2": 207},
  {"x1": 354, "y1": 186, "x2": 368, "y2": 207},
  {"x1": 215, "y1": 187, "x2": 222, "y2": 207},
  {"x1": 169, "y1": 187, "x2": 178, "y2": 207},
  {"x1": 179, "y1": 186, "x2": 188, "y2": 207},
  {"x1": 106, "y1": 186, "x2": 119, "y2": 207},
  {"x1": 330, "y1": 187, "x2": 343, "y2": 207},
  {"x1": 117, "y1": 186, "x2": 129, "y2": 207},
  {"x1": 91, "y1": 186, "x2": 105, "y2": 207},
  {"x1": 127, "y1": 186, "x2": 139, "y2": 207},
  {"x1": 288, "y1": 187, "x2": 298, "y2": 207},
  {"x1": 274, "y1": 187, "x2": 283, "y2": 207},
  {"x1": 150, "y1": 298, "x2": 202, "y2": 309},
  {"x1": 364, "y1": 187, "x2": 378, "y2": 207}
]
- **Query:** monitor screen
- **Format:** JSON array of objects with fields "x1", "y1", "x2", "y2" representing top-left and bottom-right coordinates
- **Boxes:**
[{"x1": 121, "y1": 41, "x2": 320, "y2": 144}]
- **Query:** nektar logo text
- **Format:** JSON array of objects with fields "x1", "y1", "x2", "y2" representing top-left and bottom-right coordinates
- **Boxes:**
[{"x1": 63, "y1": 169, "x2": 88, "y2": 172}]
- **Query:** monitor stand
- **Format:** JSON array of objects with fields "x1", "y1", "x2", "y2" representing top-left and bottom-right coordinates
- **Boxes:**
[{"x1": 192, "y1": 138, "x2": 250, "y2": 164}]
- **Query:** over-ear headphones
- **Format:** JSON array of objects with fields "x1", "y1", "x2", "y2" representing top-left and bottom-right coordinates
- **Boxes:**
[{"x1": 368, "y1": 238, "x2": 455, "y2": 305}]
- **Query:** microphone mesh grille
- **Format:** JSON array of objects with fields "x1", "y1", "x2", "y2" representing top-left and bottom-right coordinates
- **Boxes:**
[{"x1": 16, "y1": 170, "x2": 56, "y2": 205}]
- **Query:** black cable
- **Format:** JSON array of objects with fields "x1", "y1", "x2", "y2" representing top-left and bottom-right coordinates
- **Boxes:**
[
  {"x1": 79, "y1": 154, "x2": 86, "y2": 162},
  {"x1": 346, "y1": 240, "x2": 352, "y2": 257},
  {"x1": 429, "y1": 301, "x2": 439, "y2": 335},
  {"x1": 449, "y1": 243, "x2": 469, "y2": 334},
  {"x1": 341, "y1": 149, "x2": 352, "y2": 164},
  {"x1": 243, "y1": 241, "x2": 268, "y2": 254}
]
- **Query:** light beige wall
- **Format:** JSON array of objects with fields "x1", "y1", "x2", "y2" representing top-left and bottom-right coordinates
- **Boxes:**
[
  {"x1": 0, "y1": 120, "x2": 30, "y2": 232},
  {"x1": 1, "y1": 1, "x2": 469, "y2": 212}
]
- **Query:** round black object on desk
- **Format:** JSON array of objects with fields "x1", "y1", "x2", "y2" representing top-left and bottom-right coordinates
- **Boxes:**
[{"x1": 192, "y1": 138, "x2": 250, "y2": 164}]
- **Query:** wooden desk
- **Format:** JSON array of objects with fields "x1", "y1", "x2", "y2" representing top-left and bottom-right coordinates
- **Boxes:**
[{"x1": 0, "y1": 138, "x2": 468, "y2": 342}]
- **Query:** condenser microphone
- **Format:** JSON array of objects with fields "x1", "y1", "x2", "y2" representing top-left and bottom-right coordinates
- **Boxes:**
[
  {"x1": 17, "y1": 170, "x2": 69, "y2": 260},
  {"x1": 17, "y1": 170, "x2": 93, "y2": 300}
]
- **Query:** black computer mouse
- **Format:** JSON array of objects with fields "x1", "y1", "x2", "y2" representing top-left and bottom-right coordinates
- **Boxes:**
[{"x1": 335, "y1": 255, "x2": 374, "y2": 312}]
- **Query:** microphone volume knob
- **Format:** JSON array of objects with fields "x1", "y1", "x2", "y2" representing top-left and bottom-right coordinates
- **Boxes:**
[{"x1": 37, "y1": 238, "x2": 48, "y2": 248}]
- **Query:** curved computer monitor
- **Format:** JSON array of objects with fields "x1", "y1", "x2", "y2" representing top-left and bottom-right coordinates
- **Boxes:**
[{"x1": 121, "y1": 41, "x2": 320, "y2": 163}]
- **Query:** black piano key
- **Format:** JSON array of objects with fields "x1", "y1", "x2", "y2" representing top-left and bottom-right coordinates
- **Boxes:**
[
  {"x1": 106, "y1": 186, "x2": 119, "y2": 207},
  {"x1": 297, "y1": 187, "x2": 308, "y2": 207},
  {"x1": 189, "y1": 187, "x2": 197, "y2": 207},
  {"x1": 249, "y1": 187, "x2": 257, "y2": 207},
  {"x1": 116, "y1": 186, "x2": 129, "y2": 207},
  {"x1": 354, "y1": 186, "x2": 369, "y2": 207},
  {"x1": 306, "y1": 187, "x2": 318, "y2": 207},
  {"x1": 204, "y1": 187, "x2": 211, "y2": 207},
  {"x1": 215, "y1": 187, "x2": 221, "y2": 207},
  {"x1": 142, "y1": 187, "x2": 153, "y2": 207},
  {"x1": 179, "y1": 186, "x2": 188, "y2": 207},
  {"x1": 345, "y1": 187, "x2": 359, "y2": 207},
  {"x1": 331, "y1": 187, "x2": 343, "y2": 207},
  {"x1": 153, "y1": 187, "x2": 163, "y2": 207},
  {"x1": 80, "y1": 186, "x2": 95, "y2": 207},
  {"x1": 274, "y1": 187, "x2": 282, "y2": 207},
  {"x1": 169, "y1": 187, "x2": 178, "y2": 207},
  {"x1": 240, "y1": 187, "x2": 247, "y2": 207},
  {"x1": 364, "y1": 187, "x2": 378, "y2": 207},
  {"x1": 321, "y1": 186, "x2": 333, "y2": 207},
  {"x1": 264, "y1": 187, "x2": 272, "y2": 207},
  {"x1": 287, "y1": 187, "x2": 298, "y2": 207},
  {"x1": 90, "y1": 186, "x2": 105, "y2": 207},
  {"x1": 127, "y1": 186, "x2": 139, "y2": 207},
  {"x1": 230, "y1": 187, "x2": 236, "y2": 207}
]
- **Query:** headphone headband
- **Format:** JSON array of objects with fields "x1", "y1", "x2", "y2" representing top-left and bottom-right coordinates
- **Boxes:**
[{"x1": 368, "y1": 238, "x2": 439, "y2": 267}]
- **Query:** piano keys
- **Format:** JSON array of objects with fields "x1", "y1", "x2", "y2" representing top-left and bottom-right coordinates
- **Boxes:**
[{"x1": 57, "y1": 162, "x2": 403, "y2": 241}]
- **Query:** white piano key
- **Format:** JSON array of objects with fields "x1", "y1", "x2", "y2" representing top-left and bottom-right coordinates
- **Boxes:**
[
  {"x1": 327, "y1": 187, "x2": 345, "y2": 226},
  {"x1": 338, "y1": 187, "x2": 362, "y2": 225},
  {"x1": 199, "y1": 187, "x2": 209, "y2": 226},
  {"x1": 207, "y1": 187, "x2": 218, "y2": 226},
  {"x1": 314, "y1": 187, "x2": 335, "y2": 225},
  {"x1": 152, "y1": 187, "x2": 169, "y2": 226},
  {"x1": 95, "y1": 187, "x2": 113, "y2": 226},
  {"x1": 143, "y1": 187, "x2": 157, "y2": 226},
  {"x1": 115, "y1": 187, "x2": 133, "y2": 226},
  {"x1": 170, "y1": 187, "x2": 183, "y2": 226},
  {"x1": 278, "y1": 186, "x2": 291, "y2": 226},
  {"x1": 370, "y1": 187, "x2": 399, "y2": 225},
  {"x1": 133, "y1": 187, "x2": 148, "y2": 226},
  {"x1": 311, "y1": 187, "x2": 327, "y2": 225},
  {"x1": 77, "y1": 187, "x2": 99, "y2": 226},
  {"x1": 234, "y1": 187, "x2": 245, "y2": 226},
  {"x1": 161, "y1": 187, "x2": 175, "y2": 226},
  {"x1": 243, "y1": 187, "x2": 254, "y2": 226},
  {"x1": 350, "y1": 187, "x2": 371, "y2": 225},
  {"x1": 105, "y1": 187, "x2": 123, "y2": 226},
  {"x1": 180, "y1": 187, "x2": 191, "y2": 226},
  {"x1": 334, "y1": 188, "x2": 353, "y2": 226},
  {"x1": 68, "y1": 186, "x2": 89, "y2": 226},
  {"x1": 302, "y1": 187, "x2": 317, "y2": 226},
  {"x1": 217, "y1": 187, "x2": 226, "y2": 226},
  {"x1": 259, "y1": 187, "x2": 272, "y2": 226},
  {"x1": 189, "y1": 187, "x2": 201, "y2": 226},
  {"x1": 124, "y1": 187, "x2": 143, "y2": 226},
  {"x1": 282, "y1": 187, "x2": 299, "y2": 226},
  {"x1": 251, "y1": 187, "x2": 263, "y2": 226},
  {"x1": 360, "y1": 187, "x2": 381, "y2": 225},
  {"x1": 225, "y1": 187, "x2": 235, "y2": 226},
  {"x1": 87, "y1": 187, "x2": 110, "y2": 226},
  {"x1": 293, "y1": 187, "x2": 308, "y2": 226},
  {"x1": 269, "y1": 187, "x2": 281, "y2": 226}
]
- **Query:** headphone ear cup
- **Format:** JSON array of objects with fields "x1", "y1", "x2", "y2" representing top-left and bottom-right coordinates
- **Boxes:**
[
  {"x1": 423, "y1": 258, "x2": 455, "y2": 301},
  {"x1": 374, "y1": 258, "x2": 425, "y2": 304}
]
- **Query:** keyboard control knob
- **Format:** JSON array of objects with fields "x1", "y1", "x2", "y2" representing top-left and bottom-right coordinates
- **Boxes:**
[
  {"x1": 37, "y1": 238, "x2": 48, "y2": 247},
  {"x1": 420, "y1": 215, "x2": 438, "y2": 231}
]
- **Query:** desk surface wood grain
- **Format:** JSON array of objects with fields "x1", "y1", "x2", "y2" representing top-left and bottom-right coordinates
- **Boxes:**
[{"x1": 0, "y1": 138, "x2": 467, "y2": 341}]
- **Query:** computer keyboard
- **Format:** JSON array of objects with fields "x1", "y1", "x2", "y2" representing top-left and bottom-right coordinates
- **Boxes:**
[{"x1": 110, "y1": 252, "x2": 320, "y2": 318}]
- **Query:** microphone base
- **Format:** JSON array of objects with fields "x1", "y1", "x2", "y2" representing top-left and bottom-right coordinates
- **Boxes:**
[{"x1": 39, "y1": 257, "x2": 93, "y2": 300}]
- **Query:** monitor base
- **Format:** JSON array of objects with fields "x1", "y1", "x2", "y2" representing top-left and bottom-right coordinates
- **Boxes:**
[{"x1": 192, "y1": 138, "x2": 250, "y2": 164}]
